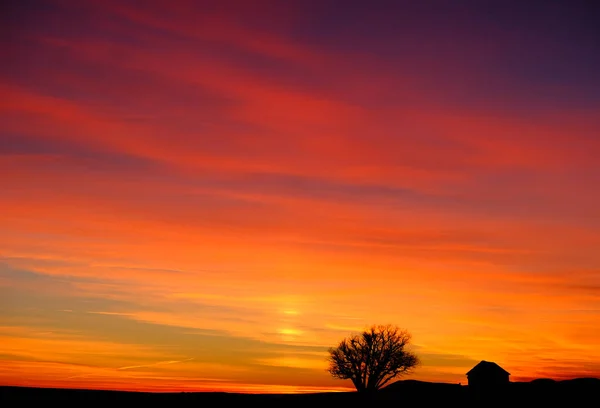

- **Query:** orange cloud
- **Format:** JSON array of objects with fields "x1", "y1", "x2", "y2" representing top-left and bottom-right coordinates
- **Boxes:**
[{"x1": 2, "y1": 0, "x2": 599, "y2": 392}]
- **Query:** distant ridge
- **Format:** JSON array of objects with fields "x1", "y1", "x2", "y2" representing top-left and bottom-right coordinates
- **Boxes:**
[
  {"x1": 382, "y1": 379, "x2": 463, "y2": 391},
  {"x1": 383, "y1": 377, "x2": 600, "y2": 390}
]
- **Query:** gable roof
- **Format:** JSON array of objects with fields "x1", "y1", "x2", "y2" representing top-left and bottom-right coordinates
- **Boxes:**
[{"x1": 466, "y1": 360, "x2": 510, "y2": 376}]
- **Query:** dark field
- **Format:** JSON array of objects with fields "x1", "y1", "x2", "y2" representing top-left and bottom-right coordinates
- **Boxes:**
[{"x1": 2, "y1": 378, "x2": 599, "y2": 406}]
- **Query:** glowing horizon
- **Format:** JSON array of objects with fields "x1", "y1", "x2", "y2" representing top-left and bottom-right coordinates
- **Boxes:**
[{"x1": 1, "y1": 0, "x2": 599, "y2": 393}]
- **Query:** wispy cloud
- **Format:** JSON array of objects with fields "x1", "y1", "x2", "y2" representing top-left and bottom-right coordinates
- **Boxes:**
[{"x1": 117, "y1": 357, "x2": 195, "y2": 371}]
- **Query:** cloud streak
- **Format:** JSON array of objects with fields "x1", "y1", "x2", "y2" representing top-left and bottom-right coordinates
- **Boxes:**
[{"x1": 117, "y1": 357, "x2": 195, "y2": 371}]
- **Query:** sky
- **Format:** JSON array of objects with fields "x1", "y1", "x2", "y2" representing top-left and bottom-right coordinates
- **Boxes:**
[{"x1": 1, "y1": 0, "x2": 600, "y2": 393}]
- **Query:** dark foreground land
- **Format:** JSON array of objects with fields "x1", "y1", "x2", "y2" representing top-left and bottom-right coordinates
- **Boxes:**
[{"x1": 2, "y1": 378, "x2": 599, "y2": 406}]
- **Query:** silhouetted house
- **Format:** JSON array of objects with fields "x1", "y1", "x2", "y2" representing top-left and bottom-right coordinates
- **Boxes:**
[{"x1": 466, "y1": 360, "x2": 510, "y2": 393}]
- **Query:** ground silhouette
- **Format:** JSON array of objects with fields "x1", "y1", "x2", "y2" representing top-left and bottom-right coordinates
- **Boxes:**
[{"x1": 2, "y1": 378, "x2": 598, "y2": 406}]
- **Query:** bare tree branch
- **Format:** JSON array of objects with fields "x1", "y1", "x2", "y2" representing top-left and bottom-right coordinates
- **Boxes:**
[{"x1": 327, "y1": 324, "x2": 420, "y2": 393}]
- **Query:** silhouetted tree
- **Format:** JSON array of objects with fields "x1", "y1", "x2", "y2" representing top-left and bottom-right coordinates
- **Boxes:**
[{"x1": 327, "y1": 324, "x2": 419, "y2": 393}]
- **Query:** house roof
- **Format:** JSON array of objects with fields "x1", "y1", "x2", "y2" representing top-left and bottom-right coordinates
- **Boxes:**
[{"x1": 466, "y1": 360, "x2": 511, "y2": 376}]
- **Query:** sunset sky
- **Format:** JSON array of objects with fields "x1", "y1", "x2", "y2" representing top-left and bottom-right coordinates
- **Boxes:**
[{"x1": 1, "y1": 0, "x2": 599, "y2": 393}]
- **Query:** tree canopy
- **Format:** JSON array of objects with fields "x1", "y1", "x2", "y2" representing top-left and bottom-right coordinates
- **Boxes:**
[{"x1": 327, "y1": 324, "x2": 419, "y2": 393}]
